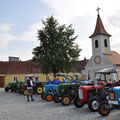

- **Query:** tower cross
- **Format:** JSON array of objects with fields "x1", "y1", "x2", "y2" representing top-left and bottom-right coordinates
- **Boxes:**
[{"x1": 96, "y1": 7, "x2": 101, "y2": 15}]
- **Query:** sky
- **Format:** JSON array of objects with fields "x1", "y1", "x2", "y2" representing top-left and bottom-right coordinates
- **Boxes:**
[{"x1": 0, "y1": 0, "x2": 120, "y2": 61}]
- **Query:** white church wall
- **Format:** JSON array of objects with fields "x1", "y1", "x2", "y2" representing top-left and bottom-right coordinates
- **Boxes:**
[
  {"x1": 92, "y1": 35, "x2": 101, "y2": 55},
  {"x1": 102, "y1": 35, "x2": 111, "y2": 54}
]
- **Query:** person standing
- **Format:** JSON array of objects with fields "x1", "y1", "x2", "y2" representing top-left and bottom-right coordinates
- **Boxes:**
[
  {"x1": 26, "y1": 77, "x2": 35, "y2": 101},
  {"x1": 62, "y1": 78, "x2": 67, "y2": 83},
  {"x1": 35, "y1": 76, "x2": 39, "y2": 84}
]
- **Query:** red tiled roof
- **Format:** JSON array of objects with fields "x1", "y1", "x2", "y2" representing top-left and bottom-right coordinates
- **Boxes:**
[
  {"x1": 0, "y1": 61, "x2": 41, "y2": 74},
  {"x1": 0, "y1": 59, "x2": 89, "y2": 74},
  {"x1": 89, "y1": 15, "x2": 111, "y2": 38},
  {"x1": 72, "y1": 59, "x2": 89, "y2": 72},
  {"x1": 104, "y1": 51, "x2": 120, "y2": 65}
]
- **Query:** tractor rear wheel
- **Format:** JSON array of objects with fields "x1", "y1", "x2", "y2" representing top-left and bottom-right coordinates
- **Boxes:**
[
  {"x1": 5, "y1": 87, "x2": 9, "y2": 92},
  {"x1": 98, "y1": 102, "x2": 110, "y2": 116},
  {"x1": 46, "y1": 94, "x2": 53, "y2": 102},
  {"x1": 88, "y1": 96, "x2": 100, "y2": 112},
  {"x1": 36, "y1": 86, "x2": 43, "y2": 94},
  {"x1": 73, "y1": 96, "x2": 84, "y2": 108},
  {"x1": 54, "y1": 94, "x2": 61, "y2": 103},
  {"x1": 41, "y1": 93, "x2": 45, "y2": 100},
  {"x1": 61, "y1": 95, "x2": 71, "y2": 106}
]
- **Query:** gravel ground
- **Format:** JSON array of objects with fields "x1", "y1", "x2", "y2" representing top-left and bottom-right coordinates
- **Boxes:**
[{"x1": 0, "y1": 88, "x2": 120, "y2": 120}]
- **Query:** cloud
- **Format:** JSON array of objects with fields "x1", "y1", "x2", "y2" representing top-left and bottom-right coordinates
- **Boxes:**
[
  {"x1": 0, "y1": 24, "x2": 16, "y2": 48},
  {"x1": 42, "y1": 0, "x2": 120, "y2": 23},
  {"x1": 0, "y1": 50, "x2": 33, "y2": 61},
  {"x1": 41, "y1": 0, "x2": 120, "y2": 60},
  {"x1": 1, "y1": 0, "x2": 120, "y2": 61},
  {"x1": 108, "y1": 11, "x2": 120, "y2": 28},
  {"x1": 0, "y1": 24, "x2": 13, "y2": 32},
  {"x1": 111, "y1": 32, "x2": 120, "y2": 49},
  {"x1": 19, "y1": 22, "x2": 43, "y2": 42},
  {"x1": 0, "y1": 22, "x2": 43, "y2": 45},
  {"x1": 107, "y1": 9, "x2": 120, "y2": 53},
  {"x1": 0, "y1": 54, "x2": 9, "y2": 61},
  {"x1": 8, "y1": 50, "x2": 33, "y2": 61},
  {"x1": 18, "y1": 0, "x2": 120, "y2": 60},
  {"x1": 0, "y1": 33, "x2": 16, "y2": 48}
]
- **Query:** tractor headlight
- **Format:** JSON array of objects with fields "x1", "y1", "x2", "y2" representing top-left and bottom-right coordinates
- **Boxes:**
[
  {"x1": 79, "y1": 89, "x2": 83, "y2": 99},
  {"x1": 62, "y1": 89, "x2": 64, "y2": 92},
  {"x1": 106, "y1": 96, "x2": 108, "y2": 100}
]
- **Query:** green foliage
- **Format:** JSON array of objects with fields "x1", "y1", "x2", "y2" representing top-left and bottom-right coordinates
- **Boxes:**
[{"x1": 32, "y1": 16, "x2": 81, "y2": 75}]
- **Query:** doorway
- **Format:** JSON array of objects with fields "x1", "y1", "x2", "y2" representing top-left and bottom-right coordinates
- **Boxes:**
[{"x1": 0, "y1": 76, "x2": 4, "y2": 87}]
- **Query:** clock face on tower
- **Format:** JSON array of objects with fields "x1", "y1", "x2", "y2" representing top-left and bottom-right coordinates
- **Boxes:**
[{"x1": 94, "y1": 55, "x2": 101, "y2": 64}]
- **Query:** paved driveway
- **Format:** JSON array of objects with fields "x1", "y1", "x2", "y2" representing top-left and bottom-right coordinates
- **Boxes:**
[{"x1": 0, "y1": 88, "x2": 119, "y2": 120}]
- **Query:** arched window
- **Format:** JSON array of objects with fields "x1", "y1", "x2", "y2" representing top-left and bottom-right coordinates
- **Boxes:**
[
  {"x1": 104, "y1": 39, "x2": 108, "y2": 47},
  {"x1": 95, "y1": 40, "x2": 99, "y2": 48}
]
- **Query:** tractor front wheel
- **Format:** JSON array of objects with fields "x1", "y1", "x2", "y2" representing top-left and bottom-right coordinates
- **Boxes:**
[
  {"x1": 5, "y1": 87, "x2": 9, "y2": 92},
  {"x1": 61, "y1": 95, "x2": 71, "y2": 106},
  {"x1": 73, "y1": 96, "x2": 84, "y2": 108},
  {"x1": 24, "y1": 90, "x2": 28, "y2": 95},
  {"x1": 46, "y1": 94, "x2": 53, "y2": 102},
  {"x1": 98, "y1": 102, "x2": 110, "y2": 116},
  {"x1": 88, "y1": 96, "x2": 100, "y2": 112}
]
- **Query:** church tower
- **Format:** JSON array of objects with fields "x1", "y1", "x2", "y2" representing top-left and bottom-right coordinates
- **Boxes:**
[
  {"x1": 85, "y1": 8, "x2": 114, "y2": 79},
  {"x1": 90, "y1": 14, "x2": 111, "y2": 56}
]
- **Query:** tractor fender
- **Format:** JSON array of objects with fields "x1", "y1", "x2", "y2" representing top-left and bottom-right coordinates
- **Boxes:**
[{"x1": 46, "y1": 92, "x2": 54, "y2": 96}]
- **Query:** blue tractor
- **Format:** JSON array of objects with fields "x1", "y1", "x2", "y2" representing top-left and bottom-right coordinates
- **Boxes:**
[
  {"x1": 98, "y1": 86, "x2": 120, "y2": 116},
  {"x1": 41, "y1": 74, "x2": 76, "y2": 102},
  {"x1": 41, "y1": 84, "x2": 58, "y2": 102}
]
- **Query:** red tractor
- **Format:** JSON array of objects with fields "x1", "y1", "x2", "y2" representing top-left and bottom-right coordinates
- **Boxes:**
[
  {"x1": 21, "y1": 75, "x2": 46, "y2": 95},
  {"x1": 73, "y1": 68, "x2": 120, "y2": 112}
]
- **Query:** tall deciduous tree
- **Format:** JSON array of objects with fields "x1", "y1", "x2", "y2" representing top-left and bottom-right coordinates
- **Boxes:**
[{"x1": 32, "y1": 16, "x2": 81, "y2": 76}]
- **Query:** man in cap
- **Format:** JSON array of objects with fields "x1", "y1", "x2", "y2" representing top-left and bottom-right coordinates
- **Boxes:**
[{"x1": 26, "y1": 77, "x2": 35, "y2": 101}]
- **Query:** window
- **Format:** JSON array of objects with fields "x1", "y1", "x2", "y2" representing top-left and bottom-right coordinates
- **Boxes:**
[
  {"x1": 46, "y1": 75, "x2": 50, "y2": 82},
  {"x1": 13, "y1": 76, "x2": 18, "y2": 81},
  {"x1": 104, "y1": 39, "x2": 108, "y2": 47},
  {"x1": 95, "y1": 40, "x2": 99, "y2": 48}
]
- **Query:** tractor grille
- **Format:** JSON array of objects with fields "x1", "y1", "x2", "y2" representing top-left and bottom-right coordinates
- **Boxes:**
[
  {"x1": 110, "y1": 92, "x2": 114, "y2": 101},
  {"x1": 79, "y1": 89, "x2": 83, "y2": 99}
]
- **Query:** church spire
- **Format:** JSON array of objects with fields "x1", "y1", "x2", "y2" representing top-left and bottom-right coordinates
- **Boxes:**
[{"x1": 89, "y1": 9, "x2": 111, "y2": 38}]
